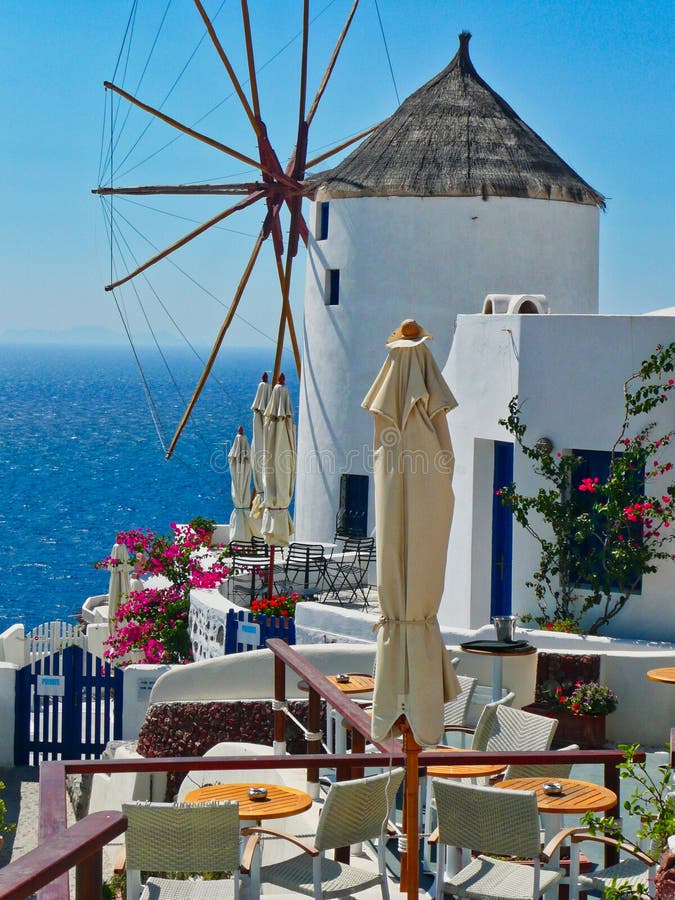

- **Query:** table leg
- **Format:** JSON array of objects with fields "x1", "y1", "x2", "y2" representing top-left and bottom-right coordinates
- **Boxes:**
[{"x1": 491, "y1": 656, "x2": 504, "y2": 702}]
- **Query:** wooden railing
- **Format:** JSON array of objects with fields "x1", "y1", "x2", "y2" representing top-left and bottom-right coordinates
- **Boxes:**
[{"x1": 0, "y1": 637, "x2": 646, "y2": 899}]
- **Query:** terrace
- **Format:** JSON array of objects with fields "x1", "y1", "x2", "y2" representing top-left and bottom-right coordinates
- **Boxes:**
[{"x1": 1, "y1": 638, "x2": 670, "y2": 900}]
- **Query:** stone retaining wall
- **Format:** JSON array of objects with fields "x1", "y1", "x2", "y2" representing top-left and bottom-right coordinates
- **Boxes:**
[{"x1": 137, "y1": 699, "x2": 325, "y2": 797}]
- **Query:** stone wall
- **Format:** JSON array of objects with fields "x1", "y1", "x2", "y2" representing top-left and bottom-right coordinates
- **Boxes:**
[{"x1": 137, "y1": 699, "x2": 325, "y2": 797}]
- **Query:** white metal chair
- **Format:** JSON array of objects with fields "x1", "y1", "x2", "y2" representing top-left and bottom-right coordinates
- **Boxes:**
[
  {"x1": 255, "y1": 767, "x2": 405, "y2": 899},
  {"x1": 122, "y1": 800, "x2": 260, "y2": 900},
  {"x1": 441, "y1": 674, "x2": 478, "y2": 746},
  {"x1": 430, "y1": 779, "x2": 567, "y2": 899}
]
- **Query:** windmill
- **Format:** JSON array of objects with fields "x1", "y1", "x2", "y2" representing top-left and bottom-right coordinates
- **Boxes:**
[{"x1": 93, "y1": 0, "x2": 375, "y2": 458}]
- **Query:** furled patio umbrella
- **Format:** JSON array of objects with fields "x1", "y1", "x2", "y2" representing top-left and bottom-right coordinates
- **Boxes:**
[
  {"x1": 228, "y1": 426, "x2": 254, "y2": 542},
  {"x1": 107, "y1": 542, "x2": 131, "y2": 630},
  {"x1": 250, "y1": 372, "x2": 271, "y2": 532},
  {"x1": 362, "y1": 318, "x2": 460, "y2": 899},
  {"x1": 261, "y1": 374, "x2": 296, "y2": 598}
]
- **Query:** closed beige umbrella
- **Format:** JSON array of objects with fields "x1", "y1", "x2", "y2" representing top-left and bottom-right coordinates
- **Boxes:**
[
  {"x1": 362, "y1": 318, "x2": 460, "y2": 897},
  {"x1": 250, "y1": 372, "x2": 271, "y2": 528},
  {"x1": 261, "y1": 374, "x2": 296, "y2": 596},
  {"x1": 108, "y1": 542, "x2": 131, "y2": 630},
  {"x1": 228, "y1": 426, "x2": 253, "y2": 542}
]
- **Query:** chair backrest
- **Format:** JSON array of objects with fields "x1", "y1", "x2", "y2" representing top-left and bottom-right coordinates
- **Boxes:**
[
  {"x1": 443, "y1": 674, "x2": 478, "y2": 727},
  {"x1": 286, "y1": 542, "x2": 325, "y2": 567},
  {"x1": 123, "y1": 800, "x2": 242, "y2": 874},
  {"x1": 230, "y1": 539, "x2": 268, "y2": 558},
  {"x1": 176, "y1": 741, "x2": 279, "y2": 800},
  {"x1": 432, "y1": 780, "x2": 542, "y2": 859},
  {"x1": 472, "y1": 701, "x2": 557, "y2": 754},
  {"x1": 315, "y1": 768, "x2": 404, "y2": 851},
  {"x1": 503, "y1": 743, "x2": 579, "y2": 781}
]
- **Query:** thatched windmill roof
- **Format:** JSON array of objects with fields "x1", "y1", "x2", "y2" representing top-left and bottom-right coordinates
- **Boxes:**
[{"x1": 308, "y1": 32, "x2": 604, "y2": 207}]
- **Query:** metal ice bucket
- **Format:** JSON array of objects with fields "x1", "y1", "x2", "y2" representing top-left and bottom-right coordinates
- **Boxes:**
[{"x1": 492, "y1": 615, "x2": 517, "y2": 642}]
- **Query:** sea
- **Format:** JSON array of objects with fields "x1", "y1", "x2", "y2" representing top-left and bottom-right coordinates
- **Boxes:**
[{"x1": 0, "y1": 342, "x2": 299, "y2": 635}]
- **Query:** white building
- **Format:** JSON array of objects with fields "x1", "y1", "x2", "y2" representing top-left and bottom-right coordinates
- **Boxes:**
[
  {"x1": 442, "y1": 310, "x2": 675, "y2": 641},
  {"x1": 296, "y1": 32, "x2": 603, "y2": 542}
]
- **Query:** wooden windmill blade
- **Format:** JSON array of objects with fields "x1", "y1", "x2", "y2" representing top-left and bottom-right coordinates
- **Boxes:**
[{"x1": 95, "y1": 0, "x2": 368, "y2": 457}]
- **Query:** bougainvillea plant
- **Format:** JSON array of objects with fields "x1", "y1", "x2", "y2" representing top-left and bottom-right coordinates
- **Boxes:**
[
  {"x1": 250, "y1": 593, "x2": 301, "y2": 620},
  {"x1": 97, "y1": 522, "x2": 230, "y2": 665},
  {"x1": 498, "y1": 342, "x2": 675, "y2": 634}
]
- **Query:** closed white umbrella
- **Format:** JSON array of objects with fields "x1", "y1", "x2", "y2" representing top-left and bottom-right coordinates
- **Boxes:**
[
  {"x1": 250, "y1": 372, "x2": 271, "y2": 529},
  {"x1": 261, "y1": 374, "x2": 296, "y2": 597},
  {"x1": 362, "y1": 318, "x2": 460, "y2": 898},
  {"x1": 108, "y1": 542, "x2": 131, "y2": 630},
  {"x1": 228, "y1": 426, "x2": 254, "y2": 542}
]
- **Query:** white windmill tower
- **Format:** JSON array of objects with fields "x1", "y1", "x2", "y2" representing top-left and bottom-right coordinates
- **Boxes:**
[{"x1": 295, "y1": 32, "x2": 605, "y2": 541}]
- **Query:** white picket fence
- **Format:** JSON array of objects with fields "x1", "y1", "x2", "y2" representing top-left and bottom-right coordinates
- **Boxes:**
[{"x1": 24, "y1": 620, "x2": 86, "y2": 669}]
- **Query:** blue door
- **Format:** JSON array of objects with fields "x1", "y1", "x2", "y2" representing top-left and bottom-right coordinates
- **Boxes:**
[{"x1": 491, "y1": 441, "x2": 514, "y2": 617}]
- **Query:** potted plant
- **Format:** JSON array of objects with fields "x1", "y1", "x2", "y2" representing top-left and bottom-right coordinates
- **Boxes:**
[
  {"x1": 552, "y1": 680, "x2": 617, "y2": 748},
  {"x1": 188, "y1": 516, "x2": 217, "y2": 546}
]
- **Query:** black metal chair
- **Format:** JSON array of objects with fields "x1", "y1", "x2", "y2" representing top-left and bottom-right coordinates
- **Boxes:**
[
  {"x1": 321, "y1": 537, "x2": 375, "y2": 609},
  {"x1": 275, "y1": 542, "x2": 327, "y2": 598}
]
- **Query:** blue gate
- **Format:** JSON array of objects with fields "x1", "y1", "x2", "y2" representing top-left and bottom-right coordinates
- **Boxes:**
[
  {"x1": 14, "y1": 645, "x2": 124, "y2": 765},
  {"x1": 224, "y1": 608, "x2": 295, "y2": 654}
]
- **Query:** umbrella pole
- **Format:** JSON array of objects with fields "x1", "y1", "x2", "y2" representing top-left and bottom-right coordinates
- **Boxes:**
[
  {"x1": 267, "y1": 545, "x2": 275, "y2": 598},
  {"x1": 398, "y1": 716, "x2": 420, "y2": 899}
]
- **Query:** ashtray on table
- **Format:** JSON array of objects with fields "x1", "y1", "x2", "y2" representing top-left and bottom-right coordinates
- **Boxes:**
[
  {"x1": 248, "y1": 787, "x2": 268, "y2": 802},
  {"x1": 542, "y1": 782, "x2": 563, "y2": 796},
  {"x1": 336, "y1": 674, "x2": 351, "y2": 684}
]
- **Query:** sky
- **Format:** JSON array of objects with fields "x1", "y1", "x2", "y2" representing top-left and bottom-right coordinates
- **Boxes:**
[{"x1": 1, "y1": 0, "x2": 673, "y2": 354}]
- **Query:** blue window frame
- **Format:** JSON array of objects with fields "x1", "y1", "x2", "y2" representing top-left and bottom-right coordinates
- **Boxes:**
[
  {"x1": 570, "y1": 448, "x2": 644, "y2": 593},
  {"x1": 319, "y1": 202, "x2": 330, "y2": 240},
  {"x1": 325, "y1": 269, "x2": 339, "y2": 306}
]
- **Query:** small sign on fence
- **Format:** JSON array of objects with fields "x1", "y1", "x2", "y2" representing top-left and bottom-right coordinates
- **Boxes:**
[
  {"x1": 237, "y1": 620, "x2": 260, "y2": 648},
  {"x1": 36, "y1": 675, "x2": 65, "y2": 697}
]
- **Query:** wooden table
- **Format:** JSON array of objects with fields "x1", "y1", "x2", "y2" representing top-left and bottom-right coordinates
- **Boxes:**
[
  {"x1": 460, "y1": 642, "x2": 537, "y2": 701},
  {"x1": 326, "y1": 673, "x2": 375, "y2": 694},
  {"x1": 183, "y1": 782, "x2": 313, "y2": 823},
  {"x1": 647, "y1": 667, "x2": 675, "y2": 684},
  {"x1": 495, "y1": 775, "x2": 617, "y2": 893},
  {"x1": 327, "y1": 673, "x2": 375, "y2": 753}
]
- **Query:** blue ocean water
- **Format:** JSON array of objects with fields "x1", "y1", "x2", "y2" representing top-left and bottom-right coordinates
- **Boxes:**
[{"x1": 0, "y1": 343, "x2": 298, "y2": 634}]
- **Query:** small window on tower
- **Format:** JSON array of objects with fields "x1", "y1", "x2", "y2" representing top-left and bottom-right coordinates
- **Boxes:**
[
  {"x1": 325, "y1": 268, "x2": 340, "y2": 306},
  {"x1": 318, "y1": 202, "x2": 330, "y2": 240}
]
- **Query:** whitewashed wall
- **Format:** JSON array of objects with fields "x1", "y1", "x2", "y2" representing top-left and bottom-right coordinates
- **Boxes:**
[
  {"x1": 442, "y1": 313, "x2": 675, "y2": 640},
  {"x1": 295, "y1": 194, "x2": 599, "y2": 541}
]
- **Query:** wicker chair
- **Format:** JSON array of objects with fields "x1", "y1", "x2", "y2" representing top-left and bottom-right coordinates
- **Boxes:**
[
  {"x1": 122, "y1": 800, "x2": 260, "y2": 900},
  {"x1": 472, "y1": 701, "x2": 559, "y2": 758},
  {"x1": 255, "y1": 767, "x2": 404, "y2": 899},
  {"x1": 430, "y1": 780, "x2": 567, "y2": 899},
  {"x1": 500, "y1": 743, "x2": 579, "y2": 782},
  {"x1": 568, "y1": 830, "x2": 657, "y2": 898}
]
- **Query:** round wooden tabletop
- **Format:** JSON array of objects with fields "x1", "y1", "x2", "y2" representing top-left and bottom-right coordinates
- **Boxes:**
[
  {"x1": 495, "y1": 776, "x2": 617, "y2": 814},
  {"x1": 326, "y1": 673, "x2": 375, "y2": 694},
  {"x1": 426, "y1": 747, "x2": 507, "y2": 779},
  {"x1": 646, "y1": 667, "x2": 675, "y2": 684},
  {"x1": 183, "y1": 782, "x2": 313, "y2": 820}
]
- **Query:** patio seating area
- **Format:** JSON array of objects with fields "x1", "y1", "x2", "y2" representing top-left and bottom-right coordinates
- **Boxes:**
[
  {"x1": 2, "y1": 638, "x2": 671, "y2": 900},
  {"x1": 222, "y1": 537, "x2": 378, "y2": 611}
]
